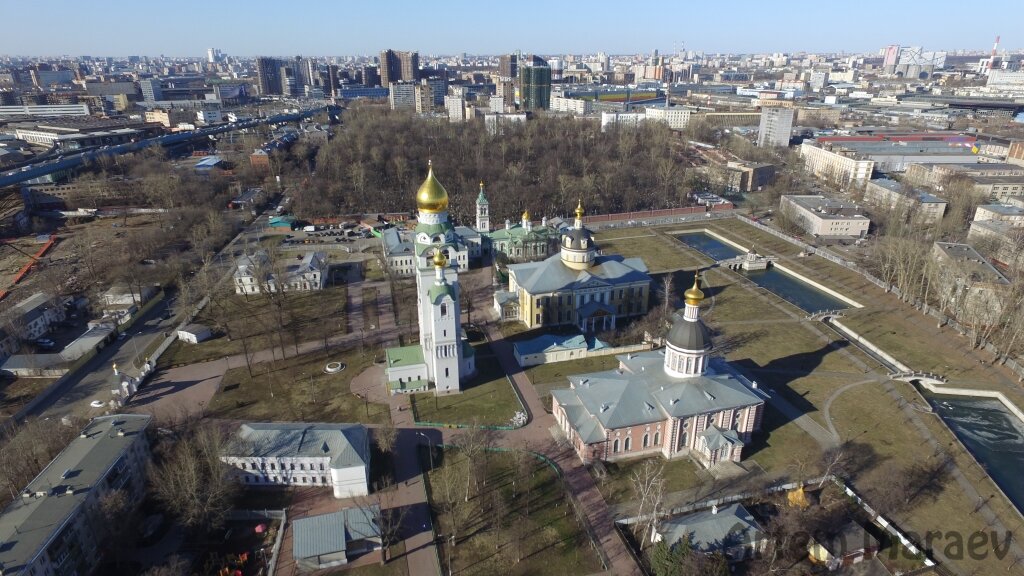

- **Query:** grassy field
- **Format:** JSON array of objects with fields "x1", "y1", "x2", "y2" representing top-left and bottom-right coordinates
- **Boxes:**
[
  {"x1": 0, "y1": 377, "x2": 58, "y2": 417},
  {"x1": 363, "y1": 287, "x2": 380, "y2": 329},
  {"x1": 596, "y1": 456, "x2": 705, "y2": 505},
  {"x1": 424, "y1": 448, "x2": 603, "y2": 576},
  {"x1": 206, "y1": 346, "x2": 390, "y2": 424},
  {"x1": 410, "y1": 344, "x2": 521, "y2": 426},
  {"x1": 597, "y1": 234, "x2": 705, "y2": 274},
  {"x1": 523, "y1": 354, "x2": 620, "y2": 406},
  {"x1": 159, "y1": 285, "x2": 349, "y2": 368}
]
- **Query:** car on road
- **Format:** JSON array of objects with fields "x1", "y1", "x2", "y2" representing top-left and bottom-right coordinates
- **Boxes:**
[{"x1": 117, "y1": 333, "x2": 127, "y2": 341}]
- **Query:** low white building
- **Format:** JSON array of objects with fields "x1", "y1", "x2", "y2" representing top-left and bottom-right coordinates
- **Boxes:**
[
  {"x1": 221, "y1": 423, "x2": 370, "y2": 498},
  {"x1": 863, "y1": 179, "x2": 946, "y2": 225},
  {"x1": 550, "y1": 96, "x2": 592, "y2": 115},
  {"x1": 799, "y1": 141, "x2": 876, "y2": 185},
  {"x1": 780, "y1": 195, "x2": 871, "y2": 238},
  {"x1": 233, "y1": 251, "x2": 327, "y2": 294},
  {"x1": 644, "y1": 106, "x2": 693, "y2": 130},
  {"x1": 176, "y1": 323, "x2": 212, "y2": 344},
  {"x1": 4, "y1": 292, "x2": 68, "y2": 341},
  {"x1": 101, "y1": 284, "x2": 157, "y2": 307}
]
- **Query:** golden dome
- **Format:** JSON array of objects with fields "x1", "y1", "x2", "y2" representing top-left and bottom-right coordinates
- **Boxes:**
[
  {"x1": 522, "y1": 209, "x2": 530, "y2": 221},
  {"x1": 684, "y1": 273, "x2": 705, "y2": 306},
  {"x1": 575, "y1": 199, "x2": 584, "y2": 220},
  {"x1": 416, "y1": 161, "x2": 449, "y2": 214},
  {"x1": 432, "y1": 250, "x2": 447, "y2": 268}
]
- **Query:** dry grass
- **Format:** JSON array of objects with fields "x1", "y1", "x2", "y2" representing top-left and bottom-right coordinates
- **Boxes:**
[{"x1": 207, "y1": 346, "x2": 389, "y2": 424}]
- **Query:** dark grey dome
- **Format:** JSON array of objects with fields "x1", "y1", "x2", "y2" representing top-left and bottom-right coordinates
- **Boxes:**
[
  {"x1": 562, "y1": 227, "x2": 594, "y2": 250},
  {"x1": 666, "y1": 316, "x2": 712, "y2": 351}
]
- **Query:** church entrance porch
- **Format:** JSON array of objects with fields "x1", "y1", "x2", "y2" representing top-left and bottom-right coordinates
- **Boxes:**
[{"x1": 577, "y1": 301, "x2": 616, "y2": 333}]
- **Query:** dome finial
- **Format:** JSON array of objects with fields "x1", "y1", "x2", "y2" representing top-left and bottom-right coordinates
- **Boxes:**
[
  {"x1": 416, "y1": 161, "x2": 449, "y2": 213},
  {"x1": 575, "y1": 198, "x2": 584, "y2": 219},
  {"x1": 684, "y1": 272, "x2": 705, "y2": 306},
  {"x1": 432, "y1": 250, "x2": 447, "y2": 268}
]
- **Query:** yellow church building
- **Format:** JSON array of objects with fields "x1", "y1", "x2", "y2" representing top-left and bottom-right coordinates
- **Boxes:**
[{"x1": 494, "y1": 202, "x2": 652, "y2": 332}]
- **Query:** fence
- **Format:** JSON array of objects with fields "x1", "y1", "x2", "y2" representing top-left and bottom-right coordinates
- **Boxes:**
[
  {"x1": 226, "y1": 509, "x2": 288, "y2": 576},
  {"x1": 734, "y1": 214, "x2": 1024, "y2": 381},
  {"x1": 616, "y1": 475, "x2": 939, "y2": 570}
]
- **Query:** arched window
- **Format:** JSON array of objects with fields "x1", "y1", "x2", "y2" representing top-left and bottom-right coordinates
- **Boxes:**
[
  {"x1": 613, "y1": 439, "x2": 620, "y2": 453},
  {"x1": 624, "y1": 437, "x2": 632, "y2": 451},
  {"x1": 654, "y1": 431, "x2": 661, "y2": 446},
  {"x1": 440, "y1": 303, "x2": 447, "y2": 317},
  {"x1": 642, "y1": 434, "x2": 649, "y2": 448}
]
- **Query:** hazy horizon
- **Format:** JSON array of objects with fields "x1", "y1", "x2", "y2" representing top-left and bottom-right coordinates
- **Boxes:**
[{"x1": 1, "y1": 0, "x2": 1020, "y2": 59}]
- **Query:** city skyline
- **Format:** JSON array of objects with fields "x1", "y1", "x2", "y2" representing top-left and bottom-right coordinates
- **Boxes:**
[{"x1": 0, "y1": 0, "x2": 1020, "y2": 58}]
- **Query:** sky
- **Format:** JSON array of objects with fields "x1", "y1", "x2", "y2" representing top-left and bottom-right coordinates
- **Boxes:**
[{"x1": 0, "y1": 0, "x2": 1019, "y2": 58}]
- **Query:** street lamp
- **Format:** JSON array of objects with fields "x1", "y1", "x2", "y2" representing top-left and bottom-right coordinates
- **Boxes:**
[{"x1": 415, "y1": 431, "x2": 434, "y2": 470}]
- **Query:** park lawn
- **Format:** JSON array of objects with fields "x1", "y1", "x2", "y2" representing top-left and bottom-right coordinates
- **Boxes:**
[
  {"x1": 703, "y1": 218, "x2": 804, "y2": 257},
  {"x1": 410, "y1": 344, "x2": 520, "y2": 427},
  {"x1": 598, "y1": 235, "x2": 703, "y2": 274},
  {"x1": 827, "y1": 381, "x2": 1024, "y2": 575},
  {"x1": 594, "y1": 228, "x2": 657, "y2": 242},
  {"x1": 700, "y1": 270, "x2": 792, "y2": 324},
  {"x1": 425, "y1": 448, "x2": 603, "y2": 576},
  {"x1": 718, "y1": 321, "x2": 865, "y2": 377},
  {"x1": 745, "y1": 403, "x2": 824, "y2": 478},
  {"x1": 596, "y1": 456, "x2": 705, "y2": 506},
  {"x1": 364, "y1": 254, "x2": 387, "y2": 281},
  {"x1": 207, "y1": 346, "x2": 390, "y2": 424},
  {"x1": 524, "y1": 355, "x2": 620, "y2": 405},
  {"x1": 363, "y1": 287, "x2": 380, "y2": 329},
  {"x1": 158, "y1": 285, "x2": 349, "y2": 368}
]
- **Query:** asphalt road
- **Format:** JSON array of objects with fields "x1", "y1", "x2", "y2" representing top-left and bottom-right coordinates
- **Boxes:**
[{"x1": 28, "y1": 209, "x2": 273, "y2": 421}]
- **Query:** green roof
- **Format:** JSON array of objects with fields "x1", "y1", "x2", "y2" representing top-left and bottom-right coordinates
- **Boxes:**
[
  {"x1": 415, "y1": 221, "x2": 454, "y2": 237},
  {"x1": 386, "y1": 345, "x2": 425, "y2": 368},
  {"x1": 428, "y1": 282, "x2": 456, "y2": 304}
]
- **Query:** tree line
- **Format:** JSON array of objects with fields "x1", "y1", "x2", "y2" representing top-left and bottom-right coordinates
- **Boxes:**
[{"x1": 292, "y1": 104, "x2": 696, "y2": 225}]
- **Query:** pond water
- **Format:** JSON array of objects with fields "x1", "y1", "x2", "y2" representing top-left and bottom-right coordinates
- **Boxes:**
[
  {"x1": 676, "y1": 232, "x2": 849, "y2": 313},
  {"x1": 925, "y1": 394, "x2": 1024, "y2": 514}
]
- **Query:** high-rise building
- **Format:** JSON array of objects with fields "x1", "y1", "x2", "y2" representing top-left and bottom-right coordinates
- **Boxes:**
[
  {"x1": 362, "y1": 65, "x2": 380, "y2": 87},
  {"x1": 498, "y1": 54, "x2": 518, "y2": 79},
  {"x1": 207, "y1": 48, "x2": 217, "y2": 63},
  {"x1": 519, "y1": 64, "x2": 551, "y2": 110},
  {"x1": 256, "y1": 57, "x2": 284, "y2": 95},
  {"x1": 139, "y1": 78, "x2": 162, "y2": 101},
  {"x1": 415, "y1": 84, "x2": 433, "y2": 113},
  {"x1": 380, "y1": 49, "x2": 419, "y2": 86},
  {"x1": 326, "y1": 64, "x2": 340, "y2": 97},
  {"x1": 280, "y1": 65, "x2": 297, "y2": 95},
  {"x1": 421, "y1": 77, "x2": 447, "y2": 106},
  {"x1": 882, "y1": 45, "x2": 901, "y2": 70},
  {"x1": 757, "y1": 106, "x2": 795, "y2": 147},
  {"x1": 389, "y1": 81, "x2": 417, "y2": 110}
]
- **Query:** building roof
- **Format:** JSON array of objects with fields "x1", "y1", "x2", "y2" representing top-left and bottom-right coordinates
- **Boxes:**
[
  {"x1": 225, "y1": 423, "x2": 369, "y2": 471},
  {"x1": 933, "y1": 242, "x2": 1009, "y2": 285},
  {"x1": 292, "y1": 505, "x2": 381, "y2": 560},
  {"x1": 978, "y1": 203, "x2": 1024, "y2": 217},
  {"x1": 509, "y1": 253, "x2": 650, "y2": 295},
  {"x1": 10, "y1": 292, "x2": 55, "y2": 325},
  {"x1": 0, "y1": 415, "x2": 151, "y2": 574},
  {"x1": 513, "y1": 333, "x2": 608, "y2": 357},
  {"x1": 784, "y1": 195, "x2": 870, "y2": 221},
  {"x1": 385, "y1": 345, "x2": 425, "y2": 368},
  {"x1": 559, "y1": 352, "x2": 763, "y2": 433},
  {"x1": 658, "y1": 503, "x2": 763, "y2": 555},
  {"x1": 818, "y1": 521, "x2": 879, "y2": 556}
]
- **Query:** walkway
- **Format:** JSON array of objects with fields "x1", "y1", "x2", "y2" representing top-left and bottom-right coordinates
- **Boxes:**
[{"x1": 483, "y1": 322, "x2": 641, "y2": 576}]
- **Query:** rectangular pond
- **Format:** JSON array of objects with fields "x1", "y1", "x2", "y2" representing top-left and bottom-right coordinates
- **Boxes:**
[
  {"x1": 676, "y1": 232, "x2": 850, "y2": 314},
  {"x1": 924, "y1": 393, "x2": 1024, "y2": 514}
]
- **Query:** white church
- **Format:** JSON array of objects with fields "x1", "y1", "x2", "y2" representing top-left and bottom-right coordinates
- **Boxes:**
[{"x1": 384, "y1": 163, "x2": 476, "y2": 395}]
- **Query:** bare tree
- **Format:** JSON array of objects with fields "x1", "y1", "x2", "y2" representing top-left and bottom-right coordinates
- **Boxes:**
[
  {"x1": 630, "y1": 459, "x2": 666, "y2": 547},
  {"x1": 148, "y1": 424, "x2": 238, "y2": 532},
  {"x1": 374, "y1": 422, "x2": 399, "y2": 460}
]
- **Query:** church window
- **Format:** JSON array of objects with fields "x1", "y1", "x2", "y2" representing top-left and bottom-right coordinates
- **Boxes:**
[
  {"x1": 642, "y1": 434, "x2": 649, "y2": 448},
  {"x1": 613, "y1": 439, "x2": 620, "y2": 453},
  {"x1": 654, "y1": 431, "x2": 661, "y2": 446},
  {"x1": 624, "y1": 437, "x2": 632, "y2": 451},
  {"x1": 440, "y1": 303, "x2": 447, "y2": 317}
]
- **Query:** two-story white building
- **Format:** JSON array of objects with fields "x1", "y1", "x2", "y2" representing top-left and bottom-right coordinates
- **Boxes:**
[
  {"x1": 233, "y1": 251, "x2": 327, "y2": 295},
  {"x1": 221, "y1": 423, "x2": 370, "y2": 499}
]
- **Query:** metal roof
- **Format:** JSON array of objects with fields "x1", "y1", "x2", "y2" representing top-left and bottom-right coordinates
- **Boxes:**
[
  {"x1": 509, "y1": 254, "x2": 650, "y2": 295},
  {"x1": 225, "y1": 423, "x2": 368, "y2": 471},
  {"x1": 658, "y1": 503, "x2": 763, "y2": 554},
  {"x1": 292, "y1": 505, "x2": 381, "y2": 560}
]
